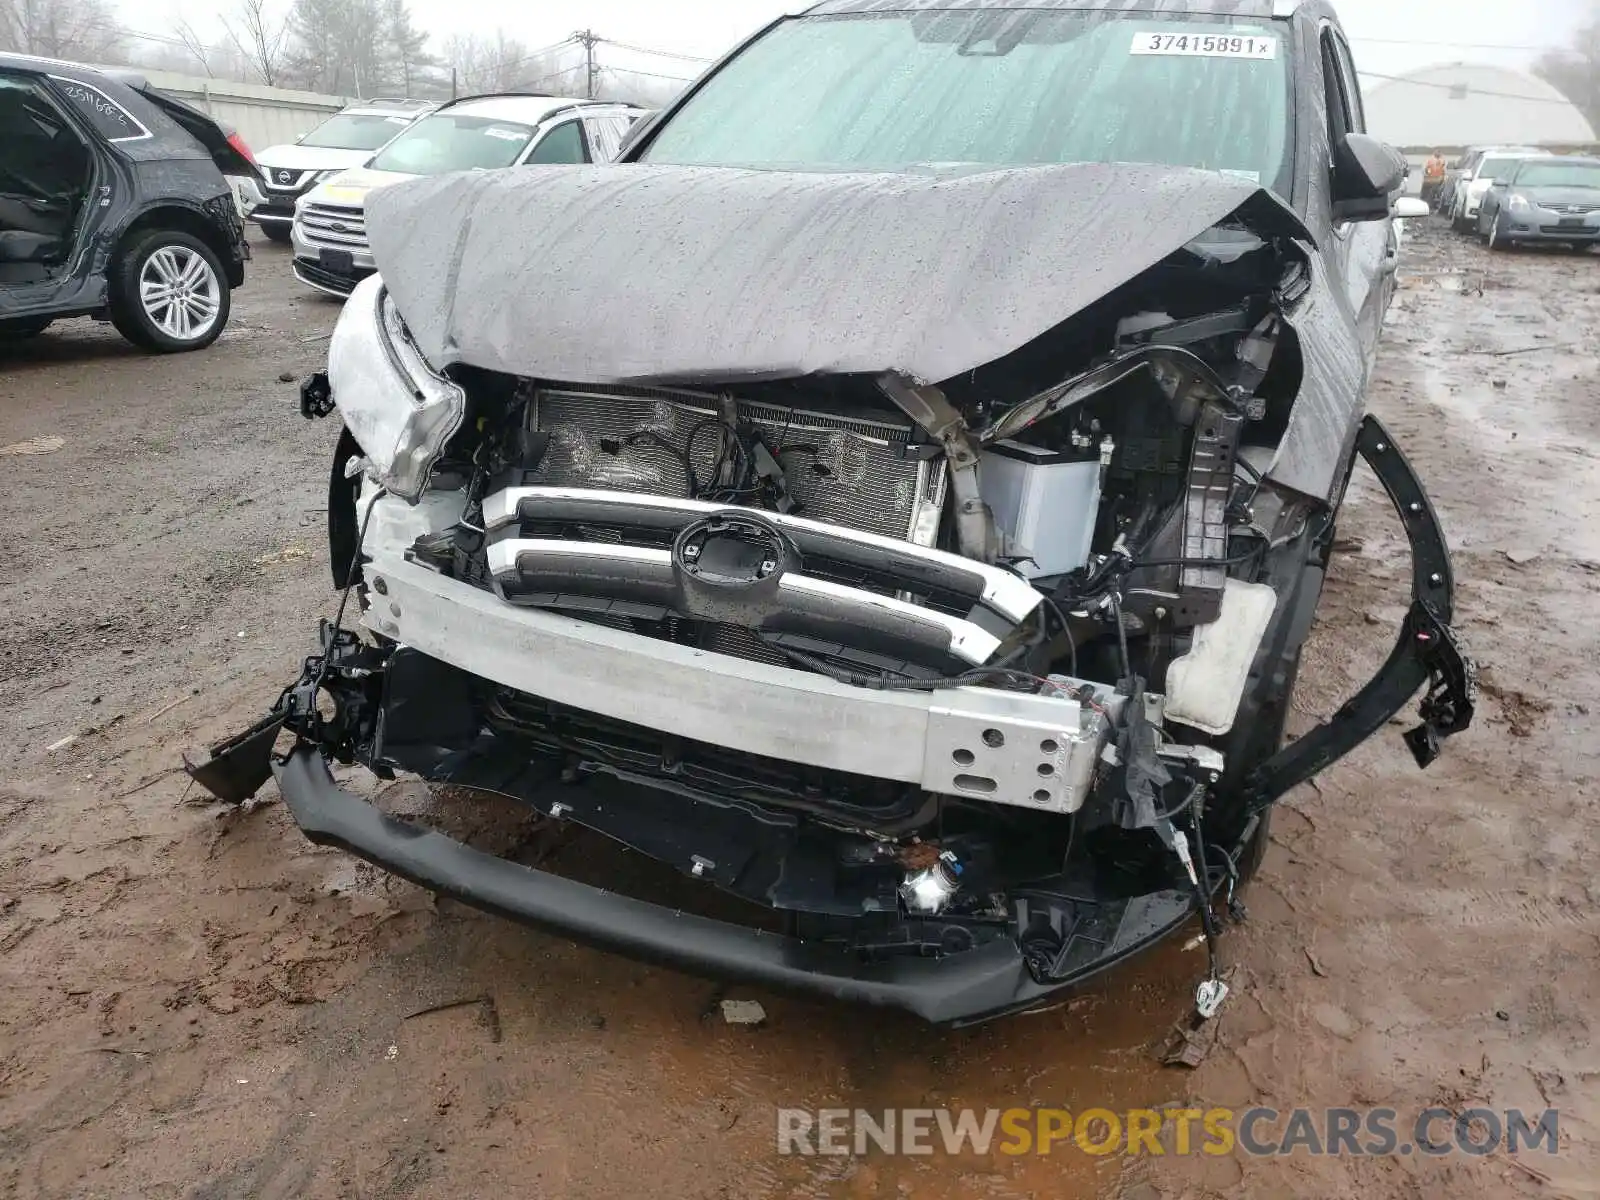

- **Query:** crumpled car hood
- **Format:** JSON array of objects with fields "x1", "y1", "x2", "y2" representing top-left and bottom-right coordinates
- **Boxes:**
[{"x1": 366, "y1": 162, "x2": 1311, "y2": 387}]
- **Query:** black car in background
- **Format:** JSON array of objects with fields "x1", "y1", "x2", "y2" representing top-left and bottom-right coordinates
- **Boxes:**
[
  {"x1": 1477, "y1": 156, "x2": 1600, "y2": 251},
  {"x1": 0, "y1": 53, "x2": 255, "y2": 352}
]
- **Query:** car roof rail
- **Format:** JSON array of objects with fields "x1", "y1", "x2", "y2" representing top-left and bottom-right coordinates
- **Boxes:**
[
  {"x1": 440, "y1": 90, "x2": 563, "y2": 108},
  {"x1": 352, "y1": 97, "x2": 436, "y2": 111}
]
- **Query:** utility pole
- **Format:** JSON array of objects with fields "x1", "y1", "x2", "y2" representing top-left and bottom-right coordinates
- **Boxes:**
[
  {"x1": 574, "y1": 29, "x2": 600, "y2": 99},
  {"x1": 450, "y1": 65, "x2": 458, "y2": 101}
]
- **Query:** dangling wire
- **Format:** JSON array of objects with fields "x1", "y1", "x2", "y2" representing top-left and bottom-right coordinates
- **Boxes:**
[
  {"x1": 310, "y1": 483, "x2": 387, "y2": 701},
  {"x1": 1042, "y1": 593, "x2": 1077, "y2": 678},
  {"x1": 1110, "y1": 593, "x2": 1133, "y2": 682}
]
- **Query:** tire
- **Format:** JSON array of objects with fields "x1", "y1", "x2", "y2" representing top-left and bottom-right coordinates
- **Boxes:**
[
  {"x1": 109, "y1": 229, "x2": 230, "y2": 353},
  {"x1": 0, "y1": 317, "x2": 52, "y2": 340},
  {"x1": 260, "y1": 224, "x2": 292, "y2": 244},
  {"x1": 1488, "y1": 220, "x2": 1508, "y2": 252}
]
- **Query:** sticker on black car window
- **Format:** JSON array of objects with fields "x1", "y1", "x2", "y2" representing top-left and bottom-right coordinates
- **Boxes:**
[{"x1": 50, "y1": 77, "x2": 148, "y2": 141}]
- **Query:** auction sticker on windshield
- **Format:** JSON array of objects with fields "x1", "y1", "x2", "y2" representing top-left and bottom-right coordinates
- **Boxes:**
[{"x1": 1130, "y1": 31, "x2": 1278, "y2": 58}]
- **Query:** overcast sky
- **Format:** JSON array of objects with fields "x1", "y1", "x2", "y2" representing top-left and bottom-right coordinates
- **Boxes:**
[{"x1": 137, "y1": 0, "x2": 1597, "y2": 85}]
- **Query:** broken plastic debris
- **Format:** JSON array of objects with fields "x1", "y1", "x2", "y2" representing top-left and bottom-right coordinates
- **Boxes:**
[
  {"x1": 1195, "y1": 978, "x2": 1229, "y2": 1019},
  {"x1": 1160, "y1": 1016, "x2": 1221, "y2": 1068},
  {"x1": 253, "y1": 546, "x2": 312, "y2": 567},
  {"x1": 720, "y1": 999, "x2": 767, "y2": 1026},
  {"x1": 0, "y1": 435, "x2": 65, "y2": 456},
  {"x1": 46, "y1": 735, "x2": 78, "y2": 753},
  {"x1": 384, "y1": 1044, "x2": 398, "y2": 1061}
]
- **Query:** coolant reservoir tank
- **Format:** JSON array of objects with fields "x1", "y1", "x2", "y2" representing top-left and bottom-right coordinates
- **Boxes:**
[{"x1": 979, "y1": 440, "x2": 1101, "y2": 578}]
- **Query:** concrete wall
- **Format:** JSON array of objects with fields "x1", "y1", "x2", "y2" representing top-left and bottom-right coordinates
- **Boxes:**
[{"x1": 132, "y1": 69, "x2": 355, "y2": 153}]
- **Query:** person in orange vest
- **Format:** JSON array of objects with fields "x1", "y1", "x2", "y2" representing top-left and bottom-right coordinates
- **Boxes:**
[{"x1": 1422, "y1": 151, "x2": 1447, "y2": 210}]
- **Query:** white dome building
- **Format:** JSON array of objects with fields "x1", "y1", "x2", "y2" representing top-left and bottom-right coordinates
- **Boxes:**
[{"x1": 1365, "y1": 62, "x2": 1596, "y2": 151}]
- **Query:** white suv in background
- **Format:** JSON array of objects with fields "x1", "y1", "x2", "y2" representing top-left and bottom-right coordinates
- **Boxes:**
[
  {"x1": 290, "y1": 94, "x2": 643, "y2": 297},
  {"x1": 1449, "y1": 146, "x2": 1546, "y2": 232},
  {"x1": 249, "y1": 98, "x2": 436, "y2": 243}
]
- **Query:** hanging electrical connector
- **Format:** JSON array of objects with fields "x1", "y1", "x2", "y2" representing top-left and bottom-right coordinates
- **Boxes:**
[{"x1": 1154, "y1": 781, "x2": 1229, "y2": 1021}]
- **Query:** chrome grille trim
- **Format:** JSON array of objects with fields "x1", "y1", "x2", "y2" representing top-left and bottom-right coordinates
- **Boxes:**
[
  {"x1": 297, "y1": 203, "x2": 370, "y2": 251},
  {"x1": 260, "y1": 168, "x2": 314, "y2": 194},
  {"x1": 481, "y1": 486, "x2": 1042, "y2": 625},
  {"x1": 485, "y1": 539, "x2": 1004, "y2": 666}
]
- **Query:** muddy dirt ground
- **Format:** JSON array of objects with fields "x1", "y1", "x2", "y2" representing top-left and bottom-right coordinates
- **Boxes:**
[{"x1": 2, "y1": 225, "x2": 1598, "y2": 1200}]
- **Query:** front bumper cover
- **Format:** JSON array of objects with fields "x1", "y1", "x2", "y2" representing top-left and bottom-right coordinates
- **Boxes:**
[
  {"x1": 271, "y1": 743, "x2": 1200, "y2": 1024},
  {"x1": 186, "y1": 417, "x2": 1474, "y2": 1024}
]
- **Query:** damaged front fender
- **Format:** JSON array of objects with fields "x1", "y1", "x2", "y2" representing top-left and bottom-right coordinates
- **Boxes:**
[
  {"x1": 183, "y1": 622, "x2": 391, "y2": 803},
  {"x1": 1238, "y1": 415, "x2": 1476, "y2": 818}
]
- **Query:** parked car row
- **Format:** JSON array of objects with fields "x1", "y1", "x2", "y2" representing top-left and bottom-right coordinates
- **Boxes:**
[
  {"x1": 248, "y1": 97, "x2": 437, "y2": 244},
  {"x1": 1438, "y1": 145, "x2": 1542, "y2": 231},
  {"x1": 282, "y1": 94, "x2": 643, "y2": 297},
  {"x1": 1436, "y1": 144, "x2": 1600, "y2": 252},
  {"x1": 0, "y1": 56, "x2": 653, "y2": 351}
]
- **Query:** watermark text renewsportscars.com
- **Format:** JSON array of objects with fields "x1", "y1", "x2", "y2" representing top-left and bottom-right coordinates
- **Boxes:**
[{"x1": 776, "y1": 1107, "x2": 1560, "y2": 1158}]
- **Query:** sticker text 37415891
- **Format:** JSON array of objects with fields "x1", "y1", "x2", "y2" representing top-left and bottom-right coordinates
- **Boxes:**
[{"x1": 1129, "y1": 31, "x2": 1279, "y2": 59}]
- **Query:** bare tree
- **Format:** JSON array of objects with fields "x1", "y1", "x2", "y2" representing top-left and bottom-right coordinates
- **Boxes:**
[
  {"x1": 0, "y1": 0, "x2": 124, "y2": 62},
  {"x1": 440, "y1": 30, "x2": 568, "y2": 96},
  {"x1": 173, "y1": 18, "x2": 218, "y2": 77},
  {"x1": 1534, "y1": 2, "x2": 1600, "y2": 136},
  {"x1": 223, "y1": 0, "x2": 291, "y2": 86}
]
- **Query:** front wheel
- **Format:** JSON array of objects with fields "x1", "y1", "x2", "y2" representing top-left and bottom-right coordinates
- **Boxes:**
[
  {"x1": 259, "y1": 224, "x2": 292, "y2": 244},
  {"x1": 1488, "y1": 220, "x2": 1509, "y2": 252},
  {"x1": 110, "y1": 230, "x2": 230, "y2": 353}
]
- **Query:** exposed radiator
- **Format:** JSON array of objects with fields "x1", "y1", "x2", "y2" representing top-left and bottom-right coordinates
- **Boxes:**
[{"x1": 528, "y1": 385, "x2": 946, "y2": 544}]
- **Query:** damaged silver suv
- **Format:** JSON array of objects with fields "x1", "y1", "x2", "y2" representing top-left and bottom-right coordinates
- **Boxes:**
[{"x1": 193, "y1": 0, "x2": 1474, "y2": 1025}]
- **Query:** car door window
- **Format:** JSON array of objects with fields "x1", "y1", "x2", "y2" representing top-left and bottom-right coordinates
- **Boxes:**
[
  {"x1": 611, "y1": 116, "x2": 637, "y2": 156},
  {"x1": 1319, "y1": 30, "x2": 1353, "y2": 148},
  {"x1": 1330, "y1": 36, "x2": 1365, "y2": 134},
  {"x1": 585, "y1": 115, "x2": 626, "y2": 163},
  {"x1": 47, "y1": 75, "x2": 149, "y2": 143},
  {"x1": 0, "y1": 72, "x2": 96, "y2": 263},
  {"x1": 0, "y1": 74, "x2": 92, "y2": 199},
  {"x1": 525, "y1": 120, "x2": 590, "y2": 165}
]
